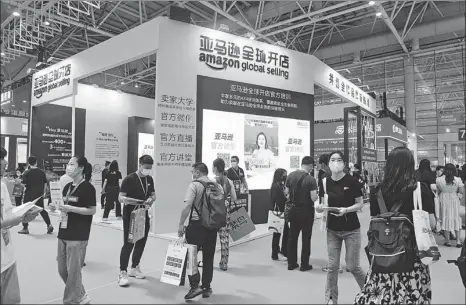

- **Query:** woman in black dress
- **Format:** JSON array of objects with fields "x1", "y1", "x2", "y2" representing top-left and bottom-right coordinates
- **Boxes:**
[
  {"x1": 270, "y1": 168, "x2": 288, "y2": 260},
  {"x1": 102, "y1": 160, "x2": 122, "y2": 221}
]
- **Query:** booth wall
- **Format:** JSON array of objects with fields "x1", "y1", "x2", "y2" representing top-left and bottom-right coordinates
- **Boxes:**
[
  {"x1": 154, "y1": 19, "x2": 316, "y2": 232},
  {"x1": 315, "y1": 102, "x2": 353, "y2": 121}
]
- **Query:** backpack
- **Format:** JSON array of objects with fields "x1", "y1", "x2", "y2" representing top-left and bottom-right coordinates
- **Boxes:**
[
  {"x1": 191, "y1": 180, "x2": 227, "y2": 230},
  {"x1": 365, "y1": 188, "x2": 416, "y2": 273},
  {"x1": 447, "y1": 242, "x2": 466, "y2": 287},
  {"x1": 284, "y1": 173, "x2": 308, "y2": 222}
]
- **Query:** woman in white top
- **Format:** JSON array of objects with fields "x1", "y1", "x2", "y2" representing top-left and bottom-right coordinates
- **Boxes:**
[{"x1": 250, "y1": 132, "x2": 275, "y2": 170}]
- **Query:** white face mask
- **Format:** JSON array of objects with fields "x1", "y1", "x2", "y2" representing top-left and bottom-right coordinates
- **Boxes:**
[
  {"x1": 140, "y1": 169, "x2": 152, "y2": 176},
  {"x1": 66, "y1": 165, "x2": 78, "y2": 177},
  {"x1": 329, "y1": 162, "x2": 344, "y2": 173}
]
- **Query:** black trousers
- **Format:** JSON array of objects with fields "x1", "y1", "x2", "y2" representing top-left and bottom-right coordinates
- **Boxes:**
[
  {"x1": 103, "y1": 187, "x2": 121, "y2": 218},
  {"x1": 287, "y1": 206, "x2": 315, "y2": 267},
  {"x1": 185, "y1": 221, "x2": 217, "y2": 289},
  {"x1": 23, "y1": 198, "x2": 51, "y2": 228},
  {"x1": 100, "y1": 193, "x2": 106, "y2": 208},
  {"x1": 119, "y1": 207, "x2": 150, "y2": 271},
  {"x1": 272, "y1": 222, "x2": 289, "y2": 256},
  {"x1": 15, "y1": 196, "x2": 22, "y2": 206}
]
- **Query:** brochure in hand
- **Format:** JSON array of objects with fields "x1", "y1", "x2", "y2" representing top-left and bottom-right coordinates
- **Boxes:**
[{"x1": 11, "y1": 197, "x2": 43, "y2": 218}]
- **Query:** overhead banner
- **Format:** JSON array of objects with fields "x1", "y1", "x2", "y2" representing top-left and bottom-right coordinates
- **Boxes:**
[
  {"x1": 198, "y1": 75, "x2": 313, "y2": 190},
  {"x1": 30, "y1": 104, "x2": 85, "y2": 175},
  {"x1": 438, "y1": 109, "x2": 466, "y2": 126},
  {"x1": 376, "y1": 117, "x2": 408, "y2": 143}
]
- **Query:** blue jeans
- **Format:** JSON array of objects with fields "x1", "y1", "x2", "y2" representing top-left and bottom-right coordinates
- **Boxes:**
[
  {"x1": 325, "y1": 229, "x2": 366, "y2": 304},
  {"x1": 57, "y1": 239, "x2": 88, "y2": 304}
]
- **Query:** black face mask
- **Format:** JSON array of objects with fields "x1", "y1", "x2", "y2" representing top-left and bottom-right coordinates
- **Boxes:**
[{"x1": 281, "y1": 176, "x2": 287, "y2": 182}]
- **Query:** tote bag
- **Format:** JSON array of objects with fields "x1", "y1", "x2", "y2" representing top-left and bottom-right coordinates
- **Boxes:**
[
  {"x1": 413, "y1": 182, "x2": 441, "y2": 265},
  {"x1": 267, "y1": 204, "x2": 285, "y2": 233}
]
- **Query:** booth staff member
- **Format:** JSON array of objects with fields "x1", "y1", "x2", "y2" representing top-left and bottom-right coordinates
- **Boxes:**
[
  {"x1": 118, "y1": 155, "x2": 156, "y2": 287},
  {"x1": 227, "y1": 156, "x2": 249, "y2": 195},
  {"x1": 101, "y1": 161, "x2": 111, "y2": 209}
]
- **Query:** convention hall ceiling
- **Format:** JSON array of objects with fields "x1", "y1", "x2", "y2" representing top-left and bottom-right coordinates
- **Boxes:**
[{"x1": 1, "y1": 1, "x2": 465, "y2": 98}]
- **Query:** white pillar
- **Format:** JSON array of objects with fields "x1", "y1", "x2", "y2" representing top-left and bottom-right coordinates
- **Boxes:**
[{"x1": 404, "y1": 56, "x2": 417, "y2": 161}]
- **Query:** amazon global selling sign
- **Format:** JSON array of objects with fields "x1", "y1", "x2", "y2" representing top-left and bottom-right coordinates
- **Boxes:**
[
  {"x1": 33, "y1": 63, "x2": 71, "y2": 99},
  {"x1": 199, "y1": 35, "x2": 290, "y2": 80}
]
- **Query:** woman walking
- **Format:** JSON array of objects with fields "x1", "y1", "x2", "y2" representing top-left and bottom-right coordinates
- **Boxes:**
[
  {"x1": 354, "y1": 147, "x2": 436, "y2": 304},
  {"x1": 213, "y1": 158, "x2": 237, "y2": 271},
  {"x1": 437, "y1": 163, "x2": 464, "y2": 247},
  {"x1": 57, "y1": 156, "x2": 96, "y2": 304},
  {"x1": 102, "y1": 160, "x2": 122, "y2": 221},
  {"x1": 270, "y1": 168, "x2": 289, "y2": 260},
  {"x1": 316, "y1": 151, "x2": 365, "y2": 304}
]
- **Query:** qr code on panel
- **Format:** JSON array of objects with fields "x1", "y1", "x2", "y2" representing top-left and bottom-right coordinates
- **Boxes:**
[
  {"x1": 217, "y1": 153, "x2": 231, "y2": 167},
  {"x1": 290, "y1": 156, "x2": 300, "y2": 169}
]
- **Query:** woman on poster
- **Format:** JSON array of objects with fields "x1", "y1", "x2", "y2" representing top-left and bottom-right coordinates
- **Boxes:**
[{"x1": 249, "y1": 132, "x2": 276, "y2": 170}]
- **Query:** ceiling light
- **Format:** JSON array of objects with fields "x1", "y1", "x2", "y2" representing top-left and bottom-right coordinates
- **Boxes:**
[
  {"x1": 245, "y1": 32, "x2": 255, "y2": 40},
  {"x1": 92, "y1": 84, "x2": 99, "y2": 88},
  {"x1": 22, "y1": 100, "x2": 27, "y2": 103},
  {"x1": 369, "y1": 1, "x2": 375, "y2": 5},
  {"x1": 411, "y1": 133, "x2": 416, "y2": 137},
  {"x1": 446, "y1": 128, "x2": 450, "y2": 133},
  {"x1": 376, "y1": 12, "x2": 382, "y2": 17},
  {"x1": 0, "y1": 52, "x2": 5, "y2": 56},
  {"x1": 12, "y1": 11, "x2": 20, "y2": 17},
  {"x1": 120, "y1": 81, "x2": 125, "y2": 85},
  {"x1": 44, "y1": 20, "x2": 50, "y2": 26},
  {"x1": 134, "y1": 83, "x2": 139, "y2": 88},
  {"x1": 218, "y1": 24, "x2": 230, "y2": 33}
]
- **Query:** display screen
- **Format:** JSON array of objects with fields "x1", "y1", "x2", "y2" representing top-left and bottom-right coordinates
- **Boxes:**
[{"x1": 202, "y1": 109, "x2": 311, "y2": 190}]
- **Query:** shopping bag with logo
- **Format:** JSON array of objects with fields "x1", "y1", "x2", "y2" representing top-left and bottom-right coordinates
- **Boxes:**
[
  {"x1": 184, "y1": 243, "x2": 198, "y2": 276},
  {"x1": 267, "y1": 205, "x2": 285, "y2": 233},
  {"x1": 320, "y1": 178, "x2": 329, "y2": 232},
  {"x1": 413, "y1": 182, "x2": 441, "y2": 265},
  {"x1": 229, "y1": 207, "x2": 256, "y2": 241},
  {"x1": 12, "y1": 183, "x2": 24, "y2": 197},
  {"x1": 160, "y1": 242, "x2": 188, "y2": 286},
  {"x1": 127, "y1": 205, "x2": 146, "y2": 244}
]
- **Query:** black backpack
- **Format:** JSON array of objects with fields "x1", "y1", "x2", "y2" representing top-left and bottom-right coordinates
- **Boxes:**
[
  {"x1": 284, "y1": 173, "x2": 307, "y2": 222},
  {"x1": 447, "y1": 242, "x2": 466, "y2": 287},
  {"x1": 365, "y1": 188, "x2": 416, "y2": 273}
]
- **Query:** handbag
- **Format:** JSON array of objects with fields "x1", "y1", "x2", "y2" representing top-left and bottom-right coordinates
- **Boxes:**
[
  {"x1": 284, "y1": 173, "x2": 308, "y2": 222},
  {"x1": 127, "y1": 205, "x2": 146, "y2": 243},
  {"x1": 267, "y1": 203, "x2": 285, "y2": 233},
  {"x1": 160, "y1": 240, "x2": 188, "y2": 286},
  {"x1": 412, "y1": 182, "x2": 441, "y2": 265}
]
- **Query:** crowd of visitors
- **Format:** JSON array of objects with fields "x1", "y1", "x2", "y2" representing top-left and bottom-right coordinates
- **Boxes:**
[{"x1": 1, "y1": 143, "x2": 465, "y2": 304}]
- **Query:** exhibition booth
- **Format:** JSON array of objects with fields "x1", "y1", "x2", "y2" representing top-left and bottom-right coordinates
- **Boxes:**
[{"x1": 29, "y1": 17, "x2": 376, "y2": 238}]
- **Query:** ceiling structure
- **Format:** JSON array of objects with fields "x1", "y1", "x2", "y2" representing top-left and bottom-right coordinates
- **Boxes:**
[{"x1": 0, "y1": 1, "x2": 465, "y2": 99}]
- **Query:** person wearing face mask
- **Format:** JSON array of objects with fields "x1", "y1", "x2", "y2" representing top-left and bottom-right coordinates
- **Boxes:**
[
  {"x1": 56, "y1": 156, "x2": 96, "y2": 305},
  {"x1": 227, "y1": 156, "x2": 249, "y2": 196},
  {"x1": 285, "y1": 156, "x2": 318, "y2": 271},
  {"x1": 270, "y1": 168, "x2": 288, "y2": 260},
  {"x1": 316, "y1": 151, "x2": 365, "y2": 305},
  {"x1": 117, "y1": 155, "x2": 156, "y2": 287}
]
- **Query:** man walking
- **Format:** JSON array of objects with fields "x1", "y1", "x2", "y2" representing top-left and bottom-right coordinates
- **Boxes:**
[
  {"x1": 101, "y1": 161, "x2": 110, "y2": 209},
  {"x1": 117, "y1": 155, "x2": 156, "y2": 287},
  {"x1": 227, "y1": 156, "x2": 249, "y2": 196},
  {"x1": 178, "y1": 163, "x2": 221, "y2": 300},
  {"x1": 285, "y1": 156, "x2": 318, "y2": 271},
  {"x1": 18, "y1": 156, "x2": 53, "y2": 234}
]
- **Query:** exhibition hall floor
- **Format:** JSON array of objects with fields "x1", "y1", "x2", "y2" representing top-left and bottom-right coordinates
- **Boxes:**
[{"x1": 13, "y1": 209, "x2": 465, "y2": 304}]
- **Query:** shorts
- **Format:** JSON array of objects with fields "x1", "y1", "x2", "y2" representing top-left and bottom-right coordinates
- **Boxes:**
[{"x1": 1, "y1": 263, "x2": 21, "y2": 304}]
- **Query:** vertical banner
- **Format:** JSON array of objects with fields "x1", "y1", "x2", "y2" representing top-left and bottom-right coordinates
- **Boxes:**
[{"x1": 84, "y1": 111, "x2": 128, "y2": 198}]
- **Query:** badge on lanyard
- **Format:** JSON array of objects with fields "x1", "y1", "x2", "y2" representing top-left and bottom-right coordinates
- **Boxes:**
[{"x1": 61, "y1": 180, "x2": 84, "y2": 229}]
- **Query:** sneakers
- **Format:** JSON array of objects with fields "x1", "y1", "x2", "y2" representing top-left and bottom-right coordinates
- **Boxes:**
[
  {"x1": 129, "y1": 265, "x2": 146, "y2": 279},
  {"x1": 322, "y1": 266, "x2": 344, "y2": 273},
  {"x1": 118, "y1": 271, "x2": 130, "y2": 287},
  {"x1": 288, "y1": 264, "x2": 299, "y2": 271},
  {"x1": 47, "y1": 225, "x2": 54, "y2": 234},
  {"x1": 300, "y1": 265, "x2": 313, "y2": 272},
  {"x1": 271, "y1": 253, "x2": 279, "y2": 260},
  {"x1": 79, "y1": 294, "x2": 91, "y2": 304},
  {"x1": 184, "y1": 287, "x2": 203, "y2": 300},
  {"x1": 202, "y1": 287, "x2": 213, "y2": 298},
  {"x1": 18, "y1": 228, "x2": 29, "y2": 235},
  {"x1": 278, "y1": 253, "x2": 287, "y2": 261}
]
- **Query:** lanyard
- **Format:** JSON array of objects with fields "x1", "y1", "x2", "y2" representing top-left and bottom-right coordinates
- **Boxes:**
[
  {"x1": 137, "y1": 175, "x2": 148, "y2": 198},
  {"x1": 232, "y1": 167, "x2": 241, "y2": 180},
  {"x1": 65, "y1": 179, "x2": 84, "y2": 203}
]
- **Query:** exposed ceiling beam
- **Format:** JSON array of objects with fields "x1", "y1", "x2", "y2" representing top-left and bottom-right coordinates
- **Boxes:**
[
  {"x1": 97, "y1": 1, "x2": 122, "y2": 29},
  {"x1": 0, "y1": 0, "x2": 35, "y2": 29},
  {"x1": 376, "y1": 3, "x2": 409, "y2": 53}
]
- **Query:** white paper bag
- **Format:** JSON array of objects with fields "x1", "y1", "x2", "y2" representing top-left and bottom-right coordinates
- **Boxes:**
[
  {"x1": 413, "y1": 182, "x2": 440, "y2": 265},
  {"x1": 267, "y1": 209, "x2": 285, "y2": 233},
  {"x1": 160, "y1": 243, "x2": 188, "y2": 286},
  {"x1": 184, "y1": 243, "x2": 198, "y2": 276}
]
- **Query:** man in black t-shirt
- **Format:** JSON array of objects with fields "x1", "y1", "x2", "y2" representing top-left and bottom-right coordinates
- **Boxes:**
[
  {"x1": 226, "y1": 156, "x2": 249, "y2": 196},
  {"x1": 117, "y1": 155, "x2": 156, "y2": 287},
  {"x1": 19, "y1": 156, "x2": 53, "y2": 235},
  {"x1": 100, "y1": 161, "x2": 110, "y2": 209},
  {"x1": 285, "y1": 156, "x2": 318, "y2": 271}
]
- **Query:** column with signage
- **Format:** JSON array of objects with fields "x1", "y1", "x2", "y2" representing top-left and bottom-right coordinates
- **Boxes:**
[{"x1": 344, "y1": 106, "x2": 378, "y2": 188}]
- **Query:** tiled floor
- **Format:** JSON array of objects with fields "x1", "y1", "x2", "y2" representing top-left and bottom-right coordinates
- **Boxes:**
[{"x1": 10, "y1": 208, "x2": 466, "y2": 304}]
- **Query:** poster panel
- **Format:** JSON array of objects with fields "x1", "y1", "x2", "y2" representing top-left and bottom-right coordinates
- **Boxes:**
[{"x1": 138, "y1": 133, "x2": 155, "y2": 161}]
